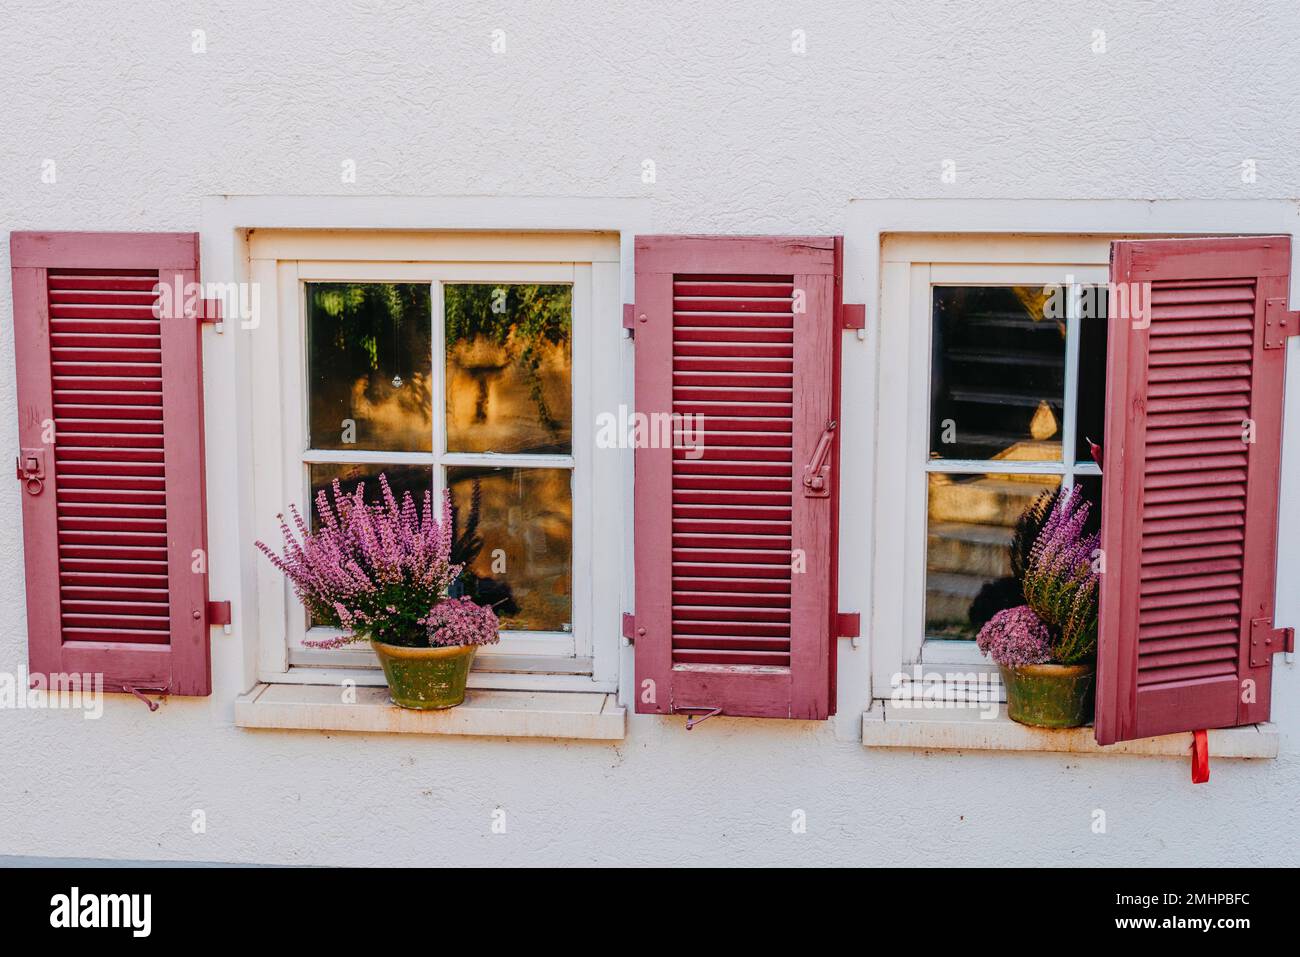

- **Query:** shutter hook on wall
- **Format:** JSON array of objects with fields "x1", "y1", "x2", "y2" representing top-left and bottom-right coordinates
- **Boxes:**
[
  {"x1": 124, "y1": 686, "x2": 161, "y2": 712},
  {"x1": 680, "y1": 706, "x2": 722, "y2": 729}
]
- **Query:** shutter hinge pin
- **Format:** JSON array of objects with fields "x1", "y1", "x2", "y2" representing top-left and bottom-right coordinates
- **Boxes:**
[
  {"x1": 622, "y1": 303, "x2": 640, "y2": 339},
  {"x1": 842, "y1": 303, "x2": 866, "y2": 340},
  {"x1": 621, "y1": 612, "x2": 638, "y2": 645},
  {"x1": 837, "y1": 612, "x2": 861, "y2": 648},
  {"x1": 208, "y1": 600, "x2": 233, "y2": 634},
  {"x1": 199, "y1": 297, "x2": 225, "y2": 333}
]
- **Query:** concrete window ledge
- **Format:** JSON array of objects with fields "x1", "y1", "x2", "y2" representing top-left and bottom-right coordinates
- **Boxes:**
[
  {"x1": 236, "y1": 683, "x2": 626, "y2": 740},
  {"x1": 862, "y1": 703, "x2": 1277, "y2": 758}
]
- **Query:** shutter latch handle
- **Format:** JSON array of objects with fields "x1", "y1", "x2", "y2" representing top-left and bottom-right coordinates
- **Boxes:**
[{"x1": 801, "y1": 421, "x2": 837, "y2": 498}]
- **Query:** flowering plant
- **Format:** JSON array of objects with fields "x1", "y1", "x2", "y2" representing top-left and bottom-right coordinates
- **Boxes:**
[
  {"x1": 975, "y1": 605, "x2": 1052, "y2": 666},
  {"x1": 976, "y1": 486, "x2": 1100, "y2": 667},
  {"x1": 1021, "y1": 486, "x2": 1100, "y2": 664},
  {"x1": 256, "y1": 474, "x2": 500, "y2": 649}
]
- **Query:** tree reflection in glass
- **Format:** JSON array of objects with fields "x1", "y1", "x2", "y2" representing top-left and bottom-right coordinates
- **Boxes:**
[
  {"x1": 307, "y1": 283, "x2": 433, "y2": 452},
  {"x1": 444, "y1": 284, "x2": 571, "y2": 455},
  {"x1": 447, "y1": 466, "x2": 572, "y2": 633}
]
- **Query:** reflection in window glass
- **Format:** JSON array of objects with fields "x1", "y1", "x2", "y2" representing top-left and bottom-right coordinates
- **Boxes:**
[
  {"x1": 446, "y1": 466, "x2": 571, "y2": 632},
  {"x1": 1075, "y1": 286, "x2": 1109, "y2": 462},
  {"x1": 307, "y1": 283, "x2": 433, "y2": 452},
  {"x1": 930, "y1": 287, "x2": 1065, "y2": 462},
  {"x1": 925, "y1": 472, "x2": 1061, "y2": 640},
  {"x1": 306, "y1": 463, "x2": 433, "y2": 530},
  {"x1": 444, "y1": 284, "x2": 572, "y2": 455}
]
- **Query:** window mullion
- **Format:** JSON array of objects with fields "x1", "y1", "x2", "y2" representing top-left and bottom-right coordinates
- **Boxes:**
[
  {"x1": 1061, "y1": 274, "x2": 1082, "y2": 489},
  {"x1": 432, "y1": 280, "x2": 448, "y2": 502}
]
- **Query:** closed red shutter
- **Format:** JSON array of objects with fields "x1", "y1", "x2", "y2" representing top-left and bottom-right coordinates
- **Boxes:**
[
  {"x1": 632, "y1": 236, "x2": 839, "y2": 720},
  {"x1": 10, "y1": 232, "x2": 212, "y2": 697},
  {"x1": 1096, "y1": 236, "x2": 1294, "y2": 744}
]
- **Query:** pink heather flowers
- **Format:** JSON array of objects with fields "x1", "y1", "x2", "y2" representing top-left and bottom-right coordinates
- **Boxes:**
[
  {"x1": 979, "y1": 487, "x2": 1101, "y2": 668},
  {"x1": 1021, "y1": 485, "x2": 1100, "y2": 664},
  {"x1": 425, "y1": 597, "x2": 500, "y2": 647},
  {"x1": 976, "y1": 605, "x2": 1052, "y2": 667},
  {"x1": 255, "y1": 475, "x2": 500, "y2": 650}
]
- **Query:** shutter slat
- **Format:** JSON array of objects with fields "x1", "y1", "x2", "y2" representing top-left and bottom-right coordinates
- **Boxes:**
[{"x1": 48, "y1": 266, "x2": 172, "y2": 653}]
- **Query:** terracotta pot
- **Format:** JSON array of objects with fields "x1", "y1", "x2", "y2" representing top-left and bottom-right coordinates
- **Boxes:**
[
  {"x1": 371, "y1": 640, "x2": 477, "y2": 710},
  {"x1": 998, "y1": 662, "x2": 1096, "y2": 729}
]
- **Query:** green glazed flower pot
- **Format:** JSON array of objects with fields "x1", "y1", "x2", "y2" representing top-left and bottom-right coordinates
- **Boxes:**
[
  {"x1": 371, "y1": 640, "x2": 477, "y2": 710},
  {"x1": 998, "y1": 662, "x2": 1096, "y2": 729}
]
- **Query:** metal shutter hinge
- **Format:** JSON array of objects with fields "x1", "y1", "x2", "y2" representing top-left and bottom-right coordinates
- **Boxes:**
[
  {"x1": 199, "y1": 297, "x2": 225, "y2": 333},
  {"x1": 623, "y1": 303, "x2": 643, "y2": 339},
  {"x1": 208, "y1": 600, "x2": 233, "y2": 634},
  {"x1": 621, "y1": 612, "x2": 640, "y2": 644},
  {"x1": 842, "y1": 303, "x2": 866, "y2": 340},
  {"x1": 1264, "y1": 299, "x2": 1299, "y2": 349},
  {"x1": 837, "y1": 612, "x2": 861, "y2": 648},
  {"x1": 15, "y1": 448, "x2": 45, "y2": 495},
  {"x1": 1249, "y1": 617, "x2": 1294, "y2": 667}
]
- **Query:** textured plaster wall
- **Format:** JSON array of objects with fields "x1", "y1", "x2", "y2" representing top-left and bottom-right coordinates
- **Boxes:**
[{"x1": 1, "y1": 1, "x2": 1298, "y2": 866}]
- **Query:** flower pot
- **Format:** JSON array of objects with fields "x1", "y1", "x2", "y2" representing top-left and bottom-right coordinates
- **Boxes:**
[
  {"x1": 370, "y1": 640, "x2": 477, "y2": 710},
  {"x1": 998, "y1": 662, "x2": 1096, "y2": 729}
]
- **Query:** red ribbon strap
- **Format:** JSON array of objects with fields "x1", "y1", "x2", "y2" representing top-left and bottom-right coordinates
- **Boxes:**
[{"x1": 1191, "y1": 729, "x2": 1209, "y2": 784}]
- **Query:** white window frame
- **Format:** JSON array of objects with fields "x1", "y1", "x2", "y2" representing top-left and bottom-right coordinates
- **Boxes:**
[
  {"x1": 838, "y1": 199, "x2": 1300, "y2": 742},
  {"x1": 871, "y1": 234, "x2": 1111, "y2": 698},
  {"x1": 244, "y1": 229, "x2": 623, "y2": 693}
]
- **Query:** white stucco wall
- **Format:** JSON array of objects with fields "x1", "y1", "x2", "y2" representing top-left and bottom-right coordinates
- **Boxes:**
[{"x1": 1, "y1": 1, "x2": 1298, "y2": 866}]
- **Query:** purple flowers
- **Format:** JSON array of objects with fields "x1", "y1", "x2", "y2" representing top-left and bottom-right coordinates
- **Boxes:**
[
  {"x1": 1021, "y1": 486, "x2": 1100, "y2": 664},
  {"x1": 977, "y1": 486, "x2": 1101, "y2": 667},
  {"x1": 976, "y1": 605, "x2": 1052, "y2": 667},
  {"x1": 255, "y1": 474, "x2": 500, "y2": 650},
  {"x1": 425, "y1": 597, "x2": 500, "y2": 647}
]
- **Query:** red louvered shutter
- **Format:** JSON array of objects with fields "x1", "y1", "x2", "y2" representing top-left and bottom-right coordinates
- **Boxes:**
[
  {"x1": 632, "y1": 236, "x2": 839, "y2": 720},
  {"x1": 1096, "y1": 236, "x2": 1294, "y2": 744},
  {"x1": 10, "y1": 232, "x2": 212, "y2": 697}
]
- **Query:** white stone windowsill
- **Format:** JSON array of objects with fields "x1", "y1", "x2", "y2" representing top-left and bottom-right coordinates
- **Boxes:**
[
  {"x1": 235, "y1": 683, "x2": 626, "y2": 740},
  {"x1": 862, "y1": 702, "x2": 1278, "y2": 758}
]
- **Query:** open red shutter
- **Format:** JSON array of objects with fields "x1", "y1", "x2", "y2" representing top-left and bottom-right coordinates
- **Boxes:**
[
  {"x1": 10, "y1": 232, "x2": 212, "y2": 697},
  {"x1": 1096, "y1": 236, "x2": 1294, "y2": 744},
  {"x1": 632, "y1": 236, "x2": 839, "y2": 720}
]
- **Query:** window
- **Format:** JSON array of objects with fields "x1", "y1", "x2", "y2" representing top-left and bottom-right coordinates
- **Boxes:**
[
  {"x1": 871, "y1": 235, "x2": 1111, "y2": 695},
  {"x1": 248, "y1": 231, "x2": 622, "y2": 692},
  {"x1": 924, "y1": 283, "x2": 1105, "y2": 645},
  {"x1": 303, "y1": 281, "x2": 575, "y2": 637}
]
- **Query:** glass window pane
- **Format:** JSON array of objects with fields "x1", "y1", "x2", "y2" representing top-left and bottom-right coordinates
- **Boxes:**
[
  {"x1": 306, "y1": 463, "x2": 434, "y2": 530},
  {"x1": 1070, "y1": 475, "x2": 1103, "y2": 537},
  {"x1": 926, "y1": 472, "x2": 1061, "y2": 640},
  {"x1": 307, "y1": 283, "x2": 433, "y2": 452},
  {"x1": 446, "y1": 466, "x2": 572, "y2": 632},
  {"x1": 1075, "y1": 286, "x2": 1109, "y2": 462},
  {"x1": 444, "y1": 283, "x2": 572, "y2": 455},
  {"x1": 930, "y1": 286, "x2": 1065, "y2": 462}
]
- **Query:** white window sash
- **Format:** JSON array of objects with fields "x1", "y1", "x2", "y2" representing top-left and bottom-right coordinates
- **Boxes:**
[
  {"x1": 870, "y1": 239, "x2": 1109, "y2": 699},
  {"x1": 249, "y1": 234, "x2": 621, "y2": 691}
]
